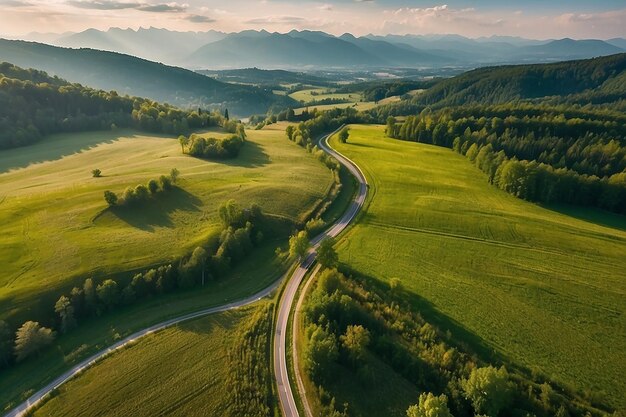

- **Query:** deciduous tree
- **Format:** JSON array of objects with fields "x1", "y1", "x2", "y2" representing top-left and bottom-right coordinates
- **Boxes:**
[{"x1": 14, "y1": 321, "x2": 55, "y2": 362}]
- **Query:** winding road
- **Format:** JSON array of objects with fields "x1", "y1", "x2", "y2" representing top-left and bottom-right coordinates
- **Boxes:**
[
  {"x1": 5, "y1": 127, "x2": 368, "y2": 417},
  {"x1": 274, "y1": 129, "x2": 369, "y2": 417}
]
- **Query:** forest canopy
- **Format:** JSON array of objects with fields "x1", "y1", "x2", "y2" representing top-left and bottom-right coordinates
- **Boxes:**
[{"x1": 0, "y1": 62, "x2": 224, "y2": 149}]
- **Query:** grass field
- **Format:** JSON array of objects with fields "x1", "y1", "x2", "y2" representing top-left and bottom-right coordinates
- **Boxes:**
[
  {"x1": 31, "y1": 306, "x2": 257, "y2": 417},
  {"x1": 0, "y1": 235, "x2": 288, "y2": 413},
  {"x1": 329, "y1": 125, "x2": 626, "y2": 409},
  {"x1": 0, "y1": 124, "x2": 333, "y2": 326},
  {"x1": 288, "y1": 88, "x2": 362, "y2": 103},
  {"x1": 293, "y1": 101, "x2": 377, "y2": 115}
]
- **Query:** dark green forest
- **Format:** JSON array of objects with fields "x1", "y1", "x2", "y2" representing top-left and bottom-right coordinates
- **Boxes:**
[
  {"x1": 386, "y1": 105, "x2": 626, "y2": 214},
  {"x1": 366, "y1": 54, "x2": 626, "y2": 214},
  {"x1": 0, "y1": 62, "x2": 223, "y2": 148},
  {"x1": 390, "y1": 53, "x2": 626, "y2": 110}
]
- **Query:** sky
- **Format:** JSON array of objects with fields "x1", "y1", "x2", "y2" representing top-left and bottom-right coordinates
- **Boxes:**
[{"x1": 1, "y1": 0, "x2": 625, "y2": 39}]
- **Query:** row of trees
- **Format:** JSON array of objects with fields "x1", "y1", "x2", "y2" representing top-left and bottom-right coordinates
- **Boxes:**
[
  {"x1": 225, "y1": 304, "x2": 276, "y2": 417},
  {"x1": 301, "y1": 267, "x2": 596, "y2": 417},
  {"x1": 0, "y1": 200, "x2": 265, "y2": 367},
  {"x1": 0, "y1": 62, "x2": 226, "y2": 149},
  {"x1": 104, "y1": 168, "x2": 179, "y2": 207},
  {"x1": 386, "y1": 105, "x2": 626, "y2": 214}
]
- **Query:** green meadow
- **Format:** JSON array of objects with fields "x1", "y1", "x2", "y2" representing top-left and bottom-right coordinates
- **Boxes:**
[
  {"x1": 329, "y1": 125, "x2": 626, "y2": 409},
  {"x1": 0, "y1": 124, "x2": 333, "y2": 325},
  {"x1": 31, "y1": 307, "x2": 256, "y2": 417},
  {"x1": 288, "y1": 88, "x2": 362, "y2": 103}
]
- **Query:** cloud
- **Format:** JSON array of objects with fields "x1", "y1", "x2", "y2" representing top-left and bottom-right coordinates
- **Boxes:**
[
  {"x1": 318, "y1": 4, "x2": 332, "y2": 11},
  {"x1": 67, "y1": 0, "x2": 141, "y2": 9},
  {"x1": 0, "y1": 0, "x2": 34, "y2": 6},
  {"x1": 185, "y1": 14, "x2": 216, "y2": 23},
  {"x1": 245, "y1": 15, "x2": 307, "y2": 24},
  {"x1": 138, "y1": 2, "x2": 187, "y2": 13},
  {"x1": 66, "y1": 1, "x2": 187, "y2": 13}
]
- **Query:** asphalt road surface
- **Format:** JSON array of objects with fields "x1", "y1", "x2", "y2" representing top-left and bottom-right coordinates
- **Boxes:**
[{"x1": 273, "y1": 128, "x2": 368, "y2": 417}]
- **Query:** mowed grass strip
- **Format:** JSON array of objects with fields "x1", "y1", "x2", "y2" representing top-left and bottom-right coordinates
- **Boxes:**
[
  {"x1": 330, "y1": 125, "x2": 626, "y2": 409},
  {"x1": 0, "y1": 124, "x2": 333, "y2": 324},
  {"x1": 31, "y1": 307, "x2": 255, "y2": 417}
]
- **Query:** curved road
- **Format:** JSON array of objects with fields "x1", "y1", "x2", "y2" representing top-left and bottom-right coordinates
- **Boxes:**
[
  {"x1": 4, "y1": 281, "x2": 282, "y2": 417},
  {"x1": 5, "y1": 127, "x2": 367, "y2": 417},
  {"x1": 274, "y1": 128, "x2": 369, "y2": 417}
]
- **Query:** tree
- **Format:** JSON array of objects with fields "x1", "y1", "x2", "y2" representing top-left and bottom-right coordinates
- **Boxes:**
[
  {"x1": 386, "y1": 116, "x2": 396, "y2": 137},
  {"x1": 96, "y1": 279, "x2": 119, "y2": 309},
  {"x1": 178, "y1": 135, "x2": 189, "y2": 153},
  {"x1": 147, "y1": 179, "x2": 159, "y2": 194},
  {"x1": 83, "y1": 278, "x2": 97, "y2": 314},
  {"x1": 289, "y1": 230, "x2": 310, "y2": 260},
  {"x1": 224, "y1": 108, "x2": 229, "y2": 120},
  {"x1": 54, "y1": 295, "x2": 77, "y2": 334},
  {"x1": 0, "y1": 320, "x2": 11, "y2": 367},
  {"x1": 304, "y1": 324, "x2": 338, "y2": 382},
  {"x1": 92, "y1": 168, "x2": 102, "y2": 178},
  {"x1": 170, "y1": 168, "x2": 180, "y2": 184},
  {"x1": 338, "y1": 126, "x2": 349, "y2": 143},
  {"x1": 461, "y1": 366, "x2": 512, "y2": 416},
  {"x1": 104, "y1": 190, "x2": 118, "y2": 206},
  {"x1": 317, "y1": 238, "x2": 338, "y2": 268},
  {"x1": 340, "y1": 325, "x2": 370, "y2": 364},
  {"x1": 14, "y1": 321, "x2": 55, "y2": 362},
  {"x1": 406, "y1": 392, "x2": 453, "y2": 417},
  {"x1": 286, "y1": 125, "x2": 295, "y2": 140},
  {"x1": 218, "y1": 199, "x2": 243, "y2": 227},
  {"x1": 159, "y1": 175, "x2": 172, "y2": 190}
]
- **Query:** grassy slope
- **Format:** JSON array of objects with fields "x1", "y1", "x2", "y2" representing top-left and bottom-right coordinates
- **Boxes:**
[
  {"x1": 0, "y1": 243, "x2": 283, "y2": 412},
  {"x1": 288, "y1": 88, "x2": 362, "y2": 103},
  {"x1": 330, "y1": 125, "x2": 626, "y2": 409},
  {"x1": 31, "y1": 306, "x2": 256, "y2": 417},
  {"x1": 0, "y1": 124, "x2": 333, "y2": 325}
]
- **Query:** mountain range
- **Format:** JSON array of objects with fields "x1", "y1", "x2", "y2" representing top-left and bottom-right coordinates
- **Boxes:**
[
  {"x1": 18, "y1": 28, "x2": 626, "y2": 70},
  {"x1": 0, "y1": 39, "x2": 295, "y2": 116}
]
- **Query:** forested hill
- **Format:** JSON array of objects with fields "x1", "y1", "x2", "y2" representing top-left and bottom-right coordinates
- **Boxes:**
[
  {"x1": 408, "y1": 53, "x2": 626, "y2": 109},
  {"x1": 0, "y1": 62, "x2": 226, "y2": 149},
  {"x1": 0, "y1": 39, "x2": 296, "y2": 116}
]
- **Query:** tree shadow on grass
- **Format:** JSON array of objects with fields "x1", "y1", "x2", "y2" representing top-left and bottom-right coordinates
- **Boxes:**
[
  {"x1": 340, "y1": 265, "x2": 506, "y2": 366},
  {"x1": 222, "y1": 140, "x2": 270, "y2": 168},
  {"x1": 0, "y1": 129, "x2": 138, "y2": 174},
  {"x1": 110, "y1": 187, "x2": 202, "y2": 232},
  {"x1": 542, "y1": 203, "x2": 626, "y2": 232}
]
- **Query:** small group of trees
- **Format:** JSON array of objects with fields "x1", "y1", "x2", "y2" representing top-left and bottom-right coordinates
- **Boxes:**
[
  {"x1": 180, "y1": 123, "x2": 246, "y2": 160},
  {"x1": 104, "y1": 168, "x2": 179, "y2": 207}
]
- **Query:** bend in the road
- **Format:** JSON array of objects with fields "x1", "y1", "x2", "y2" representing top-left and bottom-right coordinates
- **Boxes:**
[{"x1": 274, "y1": 126, "x2": 368, "y2": 417}]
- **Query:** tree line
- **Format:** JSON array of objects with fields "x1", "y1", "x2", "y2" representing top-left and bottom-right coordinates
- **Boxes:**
[
  {"x1": 0, "y1": 62, "x2": 226, "y2": 149},
  {"x1": 301, "y1": 267, "x2": 603, "y2": 417},
  {"x1": 0, "y1": 200, "x2": 264, "y2": 368},
  {"x1": 104, "y1": 168, "x2": 179, "y2": 207},
  {"x1": 386, "y1": 104, "x2": 626, "y2": 214},
  {"x1": 225, "y1": 303, "x2": 277, "y2": 417}
]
